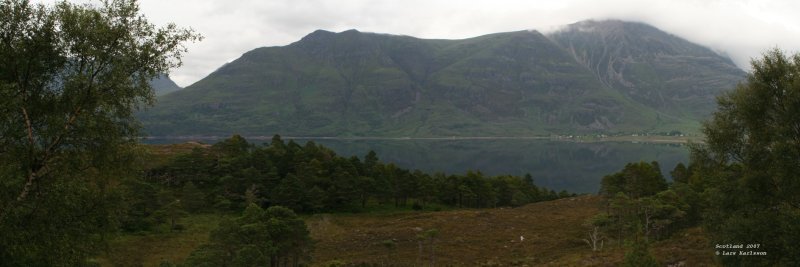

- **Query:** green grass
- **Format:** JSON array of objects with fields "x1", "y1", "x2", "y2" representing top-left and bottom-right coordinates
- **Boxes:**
[{"x1": 95, "y1": 213, "x2": 229, "y2": 267}]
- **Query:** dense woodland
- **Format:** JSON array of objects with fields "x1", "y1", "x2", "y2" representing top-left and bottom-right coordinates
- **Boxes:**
[{"x1": 129, "y1": 134, "x2": 569, "y2": 224}]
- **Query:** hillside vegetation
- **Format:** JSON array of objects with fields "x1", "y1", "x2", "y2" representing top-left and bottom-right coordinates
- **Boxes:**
[
  {"x1": 94, "y1": 140, "x2": 717, "y2": 266},
  {"x1": 93, "y1": 136, "x2": 576, "y2": 265},
  {"x1": 308, "y1": 195, "x2": 715, "y2": 266},
  {"x1": 139, "y1": 20, "x2": 744, "y2": 137},
  {"x1": 98, "y1": 192, "x2": 716, "y2": 266}
]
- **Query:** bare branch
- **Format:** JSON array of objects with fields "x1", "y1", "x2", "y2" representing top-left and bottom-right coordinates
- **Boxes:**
[
  {"x1": 20, "y1": 107, "x2": 34, "y2": 147},
  {"x1": 0, "y1": 160, "x2": 50, "y2": 221}
]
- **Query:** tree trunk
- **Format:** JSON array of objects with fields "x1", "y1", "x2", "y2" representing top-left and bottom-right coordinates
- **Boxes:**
[
  {"x1": 417, "y1": 240, "x2": 423, "y2": 266},
  {"x1": 617, "y1": 215, "x2": 623, "y2": 247},
  {"x1": 644, "y1": 209, "x2": 652, "y2": 242},
  {"x1": 361, "y1": 194, "x2": 367, "y2": 208},
  {"x1": 584, "y1": 226, "x2": 603, "y2": 251},
  {"x1": 430, "y1": 239, "x2": 436, "y2": 266}
]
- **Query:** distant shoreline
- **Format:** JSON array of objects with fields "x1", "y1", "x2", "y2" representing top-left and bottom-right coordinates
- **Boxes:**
[{"x1": 143, "y1": 135, "x2": 701, "y2": 144}]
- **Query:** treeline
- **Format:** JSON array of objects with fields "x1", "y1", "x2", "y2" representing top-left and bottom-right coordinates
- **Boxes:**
[{"x1": 122, "y1": 135, "x2": 571, "y2": 231}]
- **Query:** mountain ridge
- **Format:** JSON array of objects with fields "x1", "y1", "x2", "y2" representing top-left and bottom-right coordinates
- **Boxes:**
[
  {"x1": 150, "y1": 74, "x2": 182, "y2": 96},
  {"x1": 548, "y1": 20, "x2": 744, "y2": 119},
  {"x1": 140, "y1": 20, "x2": 746, "y2": 137}
]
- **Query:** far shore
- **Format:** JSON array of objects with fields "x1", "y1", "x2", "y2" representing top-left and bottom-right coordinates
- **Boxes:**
[{"x1": 143, "y1": 134, "x2": 702, "y2": 144}]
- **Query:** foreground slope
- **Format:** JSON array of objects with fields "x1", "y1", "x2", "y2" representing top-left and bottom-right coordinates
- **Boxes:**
[
  {"x1": 99, "y1": 195, "x2": 716, "y2": 266},
  {"x1": 140, "y1": 20, "x2": 745, "y2": 137},
  {"x1": 308, "y1": 195, "x2": 715, "y2": 266}
]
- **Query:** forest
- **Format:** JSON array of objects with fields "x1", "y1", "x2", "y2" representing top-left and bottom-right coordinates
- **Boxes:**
[
  {"x1": 142, "y1": 135, "x2": 568, "y2": 215},
  {"x1": 118, "y1": 135, "x2": 570, "y2": 265}
]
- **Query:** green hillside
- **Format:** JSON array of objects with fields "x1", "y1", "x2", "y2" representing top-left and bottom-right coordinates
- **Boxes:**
[{"x1": 140, "y1": 20, "x2": 745, "y2": 137}]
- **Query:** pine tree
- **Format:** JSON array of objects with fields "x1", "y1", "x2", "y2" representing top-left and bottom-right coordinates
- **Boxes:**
[
  {"x1": 185, "y1": 204, "x2": 313, "y2": 266},
  {"x1": 180, "y1": 182, "x2": 206, "y2": 213},
  {"x1": 622, "y1": 237, "x2": 659, "y2": 267}
]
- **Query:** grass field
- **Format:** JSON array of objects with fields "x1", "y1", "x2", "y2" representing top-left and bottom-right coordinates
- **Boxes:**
[
  {"x1": 308, "y1": 195, "x2": 716, "y2": 266},
  {"x1": 95, "y1": 214, "x2": 226, "y2": 267},
  {"x1": 96, "y1": 195, "x2": 717, "y2": 266}
]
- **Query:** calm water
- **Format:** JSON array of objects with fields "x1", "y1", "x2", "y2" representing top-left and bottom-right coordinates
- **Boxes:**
[{"x1": 145, "y1": 138, "x2": 690, "y2": 194}]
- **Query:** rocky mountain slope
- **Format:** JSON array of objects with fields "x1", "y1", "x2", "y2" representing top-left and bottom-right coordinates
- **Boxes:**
[
  {"x1": 150, "y1": 74, "x2": 182, "y2": 96},
  {"x1": 140, "y1": 20, "x2": 745, "y2": 137}
]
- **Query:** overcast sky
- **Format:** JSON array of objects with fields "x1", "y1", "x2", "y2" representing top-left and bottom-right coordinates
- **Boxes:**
[{"x1": 120, "y1": 0, "x2": 800, "y2": 86}]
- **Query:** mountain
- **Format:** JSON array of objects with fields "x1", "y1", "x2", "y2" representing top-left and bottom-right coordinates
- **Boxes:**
[
  {"x1": 548, "y1": 20, "x2": 744, "y2": 120},
  {"x1": 139, "y1": 20, "x2": 745, "y2": 137},
  {"x1": 149, "y1": 74, "x2": 182, "y2": 96}
]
